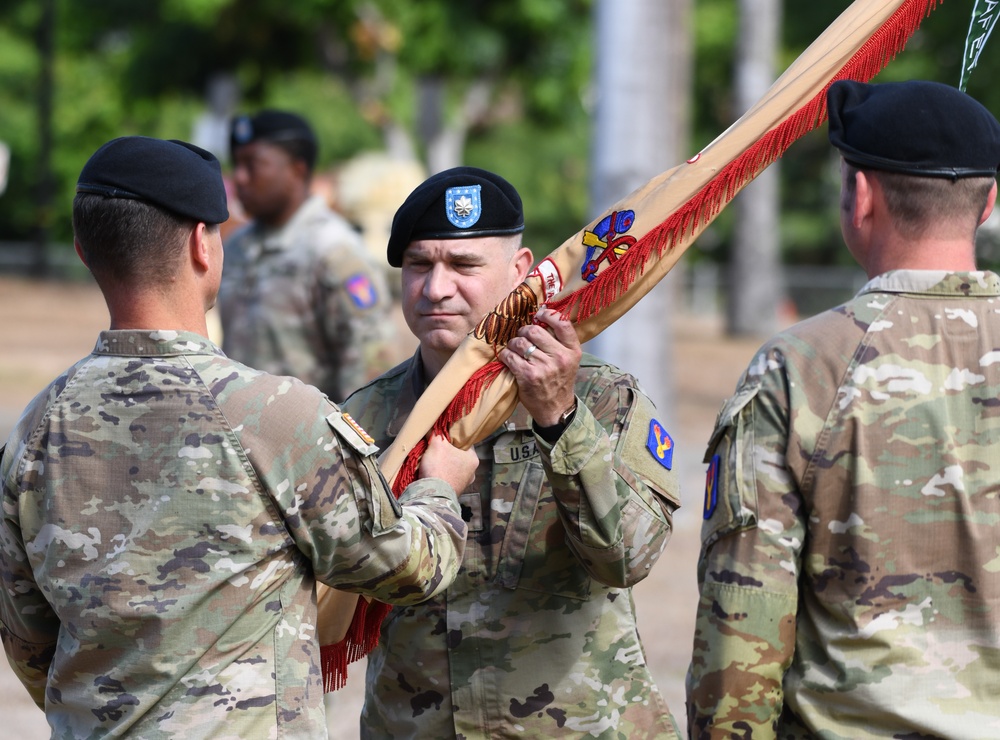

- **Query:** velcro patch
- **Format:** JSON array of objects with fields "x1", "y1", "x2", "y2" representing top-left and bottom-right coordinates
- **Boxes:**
[
  {"x1": 646, "y1": 419, "x2": 674, "y2": 470},
  {"x1": 459, "y1": 492, "x2": 483, "y2": 531},
  {"x1": 493, "y1": 439, "x2": 538, "y2": 464},
  {"x1": 346, "y1": 273, "x2": 378, "y2": 309},
  {"x1": 704, "y1": 454, "x2": 720, "y2": 520},
  {"x1": 327, "y1": 412, "x2": 379, "y2": 456}
]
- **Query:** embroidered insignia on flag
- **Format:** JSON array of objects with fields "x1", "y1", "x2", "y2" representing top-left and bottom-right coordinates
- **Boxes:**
[
  {"x1": 445, "y1": 184, "x2": 482, "y2": 229},
  {"x1": 581, "y1": 209, "x2": 637, "y2": 282},
  {"x1": 346, "y1": 273, "x2": 377, "y2": 309},
  {"x1": 529, "y1": 257, "x2": 563, "y2": 301},
  {"x1": 704, "y1": 454, "x2": 720, "y2": 519},
  {"x1": 646, "y1": 418, "x2": 674, "y2": 470}
]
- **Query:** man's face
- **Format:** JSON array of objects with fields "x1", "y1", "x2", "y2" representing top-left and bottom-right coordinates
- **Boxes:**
[
  {"x1": 401, "y1": 236, "x2": 529, "y2": 359},
  {"x1": 231, "y1": 140, "x2": 300, "y2": 225}
]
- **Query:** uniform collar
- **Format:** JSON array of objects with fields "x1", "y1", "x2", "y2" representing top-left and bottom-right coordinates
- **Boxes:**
[
  {"x1": 858, "y1": 269, "x2": 1000, "y2": 297},
  {"x1": 92, "y1": 330, "x2": 224, "y2": 357},
  {"x1": 385, "y1": 350, "x2": 426, "y2": 437}
]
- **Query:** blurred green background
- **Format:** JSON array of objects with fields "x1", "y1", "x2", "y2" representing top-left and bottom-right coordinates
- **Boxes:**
[{"x1": 1, "y1": 0, "x2": 997, "y2": 284}]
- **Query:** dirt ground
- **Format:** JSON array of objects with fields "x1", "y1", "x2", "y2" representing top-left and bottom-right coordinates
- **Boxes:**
[{"x1": 0, "y1": 274, "x2": 764, "y2": 738}]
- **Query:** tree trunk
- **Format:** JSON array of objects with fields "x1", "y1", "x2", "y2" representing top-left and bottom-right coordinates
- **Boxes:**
[
  {"x1": 421, "y1": 78, "x2": 492, "y2": 174},
  {"x1": 726, "y1": 0, "x2": 784, "y2": 337},
  {"x1": 585, "y1": 0, "x2": 692, "y2": 417}
]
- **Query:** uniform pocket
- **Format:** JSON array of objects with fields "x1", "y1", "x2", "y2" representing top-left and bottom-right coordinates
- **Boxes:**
[{"x1": 497, "y1": 461, "x2": 592, "y2": 600}]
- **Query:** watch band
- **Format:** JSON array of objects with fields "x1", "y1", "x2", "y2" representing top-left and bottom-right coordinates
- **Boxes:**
[{"x1": 533, "y1": 400, "x2": 577, "y2": 443}]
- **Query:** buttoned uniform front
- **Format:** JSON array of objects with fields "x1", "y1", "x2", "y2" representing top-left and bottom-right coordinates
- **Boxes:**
[
  {"x1": 217, "y1": 195, "x2": 395, "y2": 403},
  {"x1": 687, "y1": 271, "x2": 1000, "y2": 738},
  {"x1": 344, "y1": 350, "x2": 683, "y2": 738},
  {"x1": 0, "y1": 330, "x2": 467, "y2": 739}
]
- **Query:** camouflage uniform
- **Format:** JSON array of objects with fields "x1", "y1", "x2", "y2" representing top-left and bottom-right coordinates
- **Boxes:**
[
  {"x1": 344, "y1": 351, "x2": 683, "y2": 738},
  {"x1": 687, "y1": 271, "x2": 1000, "y2": 739},
  {"x1": 0, "y1": 330, "x2": 466, "y2": 739},
  {"x1": 217, "y1": 195, "x2": 395, "y2": 402}
]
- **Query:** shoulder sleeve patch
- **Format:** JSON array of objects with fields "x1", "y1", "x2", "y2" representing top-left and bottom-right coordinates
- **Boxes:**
[
  {"x1": 620, "y1": 391, "x2": 680, "y2": 508},
  {"x1": 327, "y1": 411, "x2": 379, "y2": 457},
  {"x1": 645, "y1": 419, "x2": 674, "y2": 470},
  {"x1": 704, "y1": 453, "x2": 721, "y2": 519},
  {"x1": 345, "y1": 272, "x2": 378, "y2": 309}
]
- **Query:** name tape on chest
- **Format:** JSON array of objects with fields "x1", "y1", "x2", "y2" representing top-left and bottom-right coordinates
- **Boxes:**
[
  {"x1": 327, "y1": 412, "x2": 379, "y2": 457},
  {"x1": 493, "y1": 439, "x2": 538, "y2": 465}
]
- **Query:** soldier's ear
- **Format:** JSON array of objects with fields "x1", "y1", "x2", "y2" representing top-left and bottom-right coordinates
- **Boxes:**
[
  {"x1": 980, "y1": 181, "x2": 997, "y2": 226},
  {"x1": 513, "y1": 246, "x2": 534, "y2": 282},
  {"x1": 190, "y1": 223, "x2": 212, "y2": 272},
  {"x1": 292, "y1": 156, "x2": 310, "y2": 183},
  {"x1": 851, "y1": 171, "x2": 874, "y2": 229}
]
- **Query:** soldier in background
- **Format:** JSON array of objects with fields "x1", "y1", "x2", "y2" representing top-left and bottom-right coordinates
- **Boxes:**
[
  {"x1": 343, "y1": 166, "x2": 682, "y2": 737},
  {"x1": 218, "y1": 110, "x2": 395, "y2": 402},
  {"x1": 688, "y1": 80, "x2": 1000, "y2": 737},
  {"x1": 335, "y1": 151, "x2": 427, "y2": 301},
  {"x1": 0, "y1": 136, "x2": 475, "y2": 738}
]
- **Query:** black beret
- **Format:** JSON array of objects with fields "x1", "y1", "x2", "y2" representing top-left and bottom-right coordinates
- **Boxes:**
[
  {"x1": 386, "y1": 166, "x2": 525, "y2": 267},
  {"x1": 229, "y1": 109, "x2": 317, "y2": 168},
  {"x1": 76, "y1": 136, "x2": 229, "y2": 224},
  {"x1": 828, "y1": 79, "x2": 1000, "y2": 179}
]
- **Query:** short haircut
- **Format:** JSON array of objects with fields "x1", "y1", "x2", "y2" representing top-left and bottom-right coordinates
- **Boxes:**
[
  {"x1": 72, "y1": 194, "x2": 198, "y2": 289},
  {"x1": 498, "y1": 232, "x2": 524, "y2": 259},
  {"x1": 845, "y1": 164, "x2": 995, "y2": 240}
]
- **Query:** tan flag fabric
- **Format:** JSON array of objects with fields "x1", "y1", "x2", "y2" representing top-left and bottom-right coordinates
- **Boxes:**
[{"x1": 320, "y1": 0, "x2": 943, "y2": 691}]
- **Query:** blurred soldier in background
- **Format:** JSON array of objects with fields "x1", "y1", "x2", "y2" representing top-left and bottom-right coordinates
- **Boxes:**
[{"x1": 218, "y1": 110, "x2": 395, "y2": 402}]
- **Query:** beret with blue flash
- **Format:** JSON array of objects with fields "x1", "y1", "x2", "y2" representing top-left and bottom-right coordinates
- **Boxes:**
[{"x1": 387, "y1": 166, "x2": 525, "y2": 267}]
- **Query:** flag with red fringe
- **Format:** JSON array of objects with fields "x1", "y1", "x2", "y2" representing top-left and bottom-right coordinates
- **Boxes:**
[{"x1": 319, "y1": 0, "x2": 943, "y2": 691}]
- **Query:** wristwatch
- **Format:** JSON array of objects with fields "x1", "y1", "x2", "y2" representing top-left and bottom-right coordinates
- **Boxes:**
[{"x1": 533, "y1": 399, "x2": 577, "y2": 443}]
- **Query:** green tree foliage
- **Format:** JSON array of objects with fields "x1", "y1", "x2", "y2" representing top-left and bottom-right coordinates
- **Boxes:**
[
  {"x1": 0, "y1": 0, "x2": 595, "y2": 257},
  {"x1": 691, "y1": 0, "x2": 1000, "y2": 270},
  {"x1": 1, "y1": 0, "x2": 998, "y2": 267}
]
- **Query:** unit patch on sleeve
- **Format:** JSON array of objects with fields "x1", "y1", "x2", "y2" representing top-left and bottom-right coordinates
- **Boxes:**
[
  {"x1": 646, "y1": 418, "x2": 674, "y2": 470},
  {"x1": 704, "y1": 453, "x2": 720, "y2": 520},
  {"x1": 346, "y1": 273, "x2": 378, "y2": 309}
]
